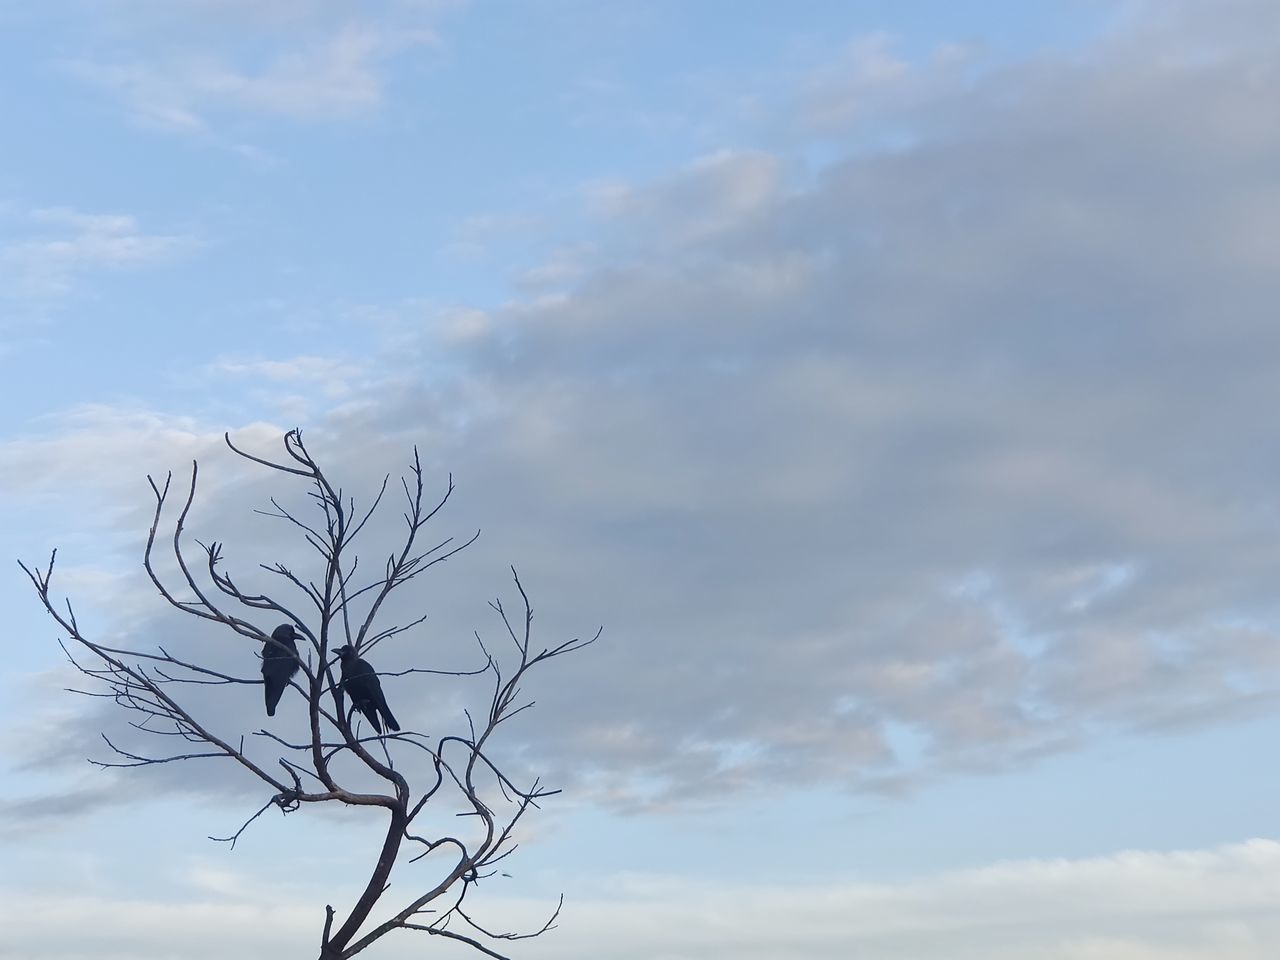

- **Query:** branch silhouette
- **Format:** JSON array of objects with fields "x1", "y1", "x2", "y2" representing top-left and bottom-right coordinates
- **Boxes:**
[{"x1": 20, "y1": 428, "x2": 599, "y2": 960}]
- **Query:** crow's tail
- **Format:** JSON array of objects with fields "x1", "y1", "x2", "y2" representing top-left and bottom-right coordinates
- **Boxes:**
[{"x1": 381, "y1": 704, "x2": 400, "y2": 732}]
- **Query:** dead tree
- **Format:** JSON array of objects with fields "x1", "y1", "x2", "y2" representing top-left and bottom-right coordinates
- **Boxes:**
[{"x1": 20, "y1": 429, "x2": 599, "y2": 960}]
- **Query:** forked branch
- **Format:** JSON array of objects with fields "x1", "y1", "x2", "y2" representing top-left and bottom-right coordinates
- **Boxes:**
[{"x1": 21, "y1": 429, "x2": 598, "y2": 960}]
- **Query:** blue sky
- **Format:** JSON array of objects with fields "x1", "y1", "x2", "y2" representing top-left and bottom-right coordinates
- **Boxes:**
[{"x1": 4, "y1": 2, "x2": 1280, "y2": 957}]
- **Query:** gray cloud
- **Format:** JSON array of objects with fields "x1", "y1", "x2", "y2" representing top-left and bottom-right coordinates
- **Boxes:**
[
  {"x1": 368, "y1": 1, "x2": 1280, "y2": 801},
  {"x1": 0, "y1": 784, "x2": 126, "y2": 829}
]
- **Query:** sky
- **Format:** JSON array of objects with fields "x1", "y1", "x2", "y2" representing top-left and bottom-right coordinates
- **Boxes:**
[{"x1": 3, "y1": 1, "x2": 1280, "y2": 957}]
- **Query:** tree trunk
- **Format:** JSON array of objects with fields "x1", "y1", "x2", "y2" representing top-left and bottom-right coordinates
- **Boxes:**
[{"x1": 320, "y1": 807, "x2": 407, "y2": 959}]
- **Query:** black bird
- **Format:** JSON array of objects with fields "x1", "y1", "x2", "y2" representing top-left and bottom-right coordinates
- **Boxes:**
[
  {"x1": 335, "y1": 644, "x2": 400, "y2": 734},
  {"x1": 262, "y1": 623, "x2": 301, "y2": 717}
]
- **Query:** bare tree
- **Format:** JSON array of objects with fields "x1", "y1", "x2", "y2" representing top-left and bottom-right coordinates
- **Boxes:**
[{"x1": 20, "y1": 429, "x2": 599, "y2": 960}]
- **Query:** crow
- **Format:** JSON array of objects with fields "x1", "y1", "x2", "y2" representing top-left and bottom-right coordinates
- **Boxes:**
[
  {"x1": 262, "y1": 623, "x2": 301, "y2": 717},
  {"x1": 336, "y1": 644, "x2": 400, "y2": 734}
]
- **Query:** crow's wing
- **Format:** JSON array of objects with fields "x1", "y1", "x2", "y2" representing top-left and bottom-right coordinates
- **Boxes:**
[
  {"x1": 261, "y1": 642, "x2": 298, "y2": 717},
  {"x1": 343, "y1": 657, "x2": 387, "y2": 733}
]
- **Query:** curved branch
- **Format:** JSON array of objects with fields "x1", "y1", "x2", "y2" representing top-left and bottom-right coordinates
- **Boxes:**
[{"x1": 22, "y1": 431, "x2": 595, "y2": 960}]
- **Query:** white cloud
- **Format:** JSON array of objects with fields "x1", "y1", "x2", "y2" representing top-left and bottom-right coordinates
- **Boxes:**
[
  {"x1": 1, "y1": 841, "x2": 1276, "y2": 959},
  {"x1": 0, "y1": 206, "x2": 191, "y2": 301},
  {"x1": 206, "y1": 354, "x2": 363, "y2": 391},
  {"x1": 68, "y1": 24, "x2": 387, "y2": 125},
  {"x1": 0, "y1": 406, "x2": 263, "y2": 494},
  {"x1": 797, "y1": 31, "x2": 918, "y2": 133},
  {"x1": 62, "y1": 2, "x2": 454, "y2": 131}
]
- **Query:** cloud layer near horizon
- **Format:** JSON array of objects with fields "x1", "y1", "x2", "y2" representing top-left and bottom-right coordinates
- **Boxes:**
[{"x1": 4, "y1": 839, "x2": 1278, "y2": 960}]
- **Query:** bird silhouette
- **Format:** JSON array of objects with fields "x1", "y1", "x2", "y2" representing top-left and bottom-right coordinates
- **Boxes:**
[
  {"x1": 336, "y1": 644, "x2": 400, "y2": 733},
  {"x1": 262, "y1": 623, "x2": 301, "y2": 717}
]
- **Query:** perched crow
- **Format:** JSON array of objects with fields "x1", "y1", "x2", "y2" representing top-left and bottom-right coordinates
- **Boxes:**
[
  {"x1": 262, "y1": 623, "x2": 301, "y2": 717},
  {"x1": 335, "y1": 644, "x2": 400, "y2": 734}
]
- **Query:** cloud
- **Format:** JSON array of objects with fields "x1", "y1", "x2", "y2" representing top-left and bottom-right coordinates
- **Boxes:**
[
  {"x1": 588, "y1": 149, "x2": 785, "y2": 243},
  {"x1": 0, "y1": 407, "x2": 278, "y2": 510},
  {"x1": 61, "y1": 2, "x2": 456, "y2": 132},
  {"x1": 0, "y1": 207, "x2": 191, "y2": 302},
  {"x1": 1, "y1": 840, "x2": 1277, "y2": 959},
  {"x1": 205, "y1": 354, "x2": 364, "y2": 397},
  {"x1": 330, "y1": 0, "x2": 1280, "y2": 804},
  {"x1": 0, "y1": 783, "x2": 128, "y2": 831},
  {"x1": 793, "y1": 31, "x2": 925, "y2": 135},
  {"x1": 535, "y1": 840, "x2": 1280, "y2": 960},
  {"x1": 67, "y1": 24, "x2": 388, "y2": 127}
]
